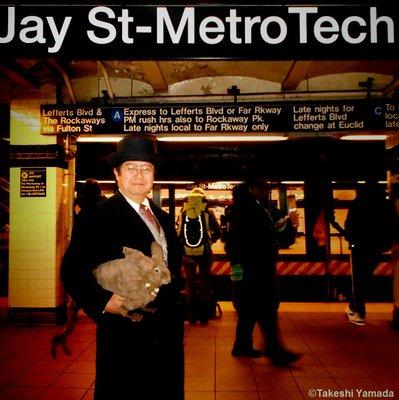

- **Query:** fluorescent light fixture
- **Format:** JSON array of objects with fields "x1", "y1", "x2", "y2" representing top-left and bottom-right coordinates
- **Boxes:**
[
  {"x1": 76, "y1": 180, "x2": 195, "y2": 185},
  {"x1": 154, "y1": 181, "x2": 195, "y2": 184},
  {"x1": 212, "y1": 181, "x2": 242, "y2": 184},
  {"x1": 77, "y1": 135, "x2": 287, "y2": 143},
  {"x1": 76, "y1": 180, "x2": 115, "y2": 184},
  {"x1": 356, "y1": 180, "x2": 387, "y2": 184},
  {"x1": 340, "y1": 135, "x2": 387, "y2": 141},
  {"x1": 281, "y1": 181, "x2": 304, "y2": 185},
  {"x1": 77, "y1": 136, "x2": 123, "y2": 142},
  {"x1": 157, "y1": 135, "x2": 288, "y2": 142}
]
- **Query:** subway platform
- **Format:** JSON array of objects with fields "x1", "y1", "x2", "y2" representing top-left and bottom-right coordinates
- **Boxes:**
[{"x1": 0, "y1": 300, "x2": 398, "y2": 400}]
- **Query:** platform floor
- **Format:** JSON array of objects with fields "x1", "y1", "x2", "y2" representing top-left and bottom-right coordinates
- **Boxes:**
[{"x1": 0, "y1": 301, "x2": 399, "y2": 400}]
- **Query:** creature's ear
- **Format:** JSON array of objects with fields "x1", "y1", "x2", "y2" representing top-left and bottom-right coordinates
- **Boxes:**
[
  {"x1": 151, "y1": 241, "x2": 163, "y2": 261},
  {"x1": 123, "y1": 247, "x2": 143, "y2": 259}
]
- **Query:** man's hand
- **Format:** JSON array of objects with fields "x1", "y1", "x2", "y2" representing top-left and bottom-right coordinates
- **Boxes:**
[{"x1": 104, "y1": 294, "x2": 126, "y2": 315}]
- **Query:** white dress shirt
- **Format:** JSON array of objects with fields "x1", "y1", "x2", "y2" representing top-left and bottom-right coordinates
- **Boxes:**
[{"x1": 119, "y1": 190, "x2": 168, "y2": 261}]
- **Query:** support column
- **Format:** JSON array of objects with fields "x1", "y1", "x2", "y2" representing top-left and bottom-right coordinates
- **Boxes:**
[
  {"x1": 168, "y1": 185, "x2": 176, "y2": 224},
  {"x1": 8, "y1": 99, "x2": 74, "y2": 323},
  {"x1": 152, "y1": 183, "x2": 161, "y2": 208},
  {"x1": 278, "y1": 185, "x2": 288, "y2": 215},
  {"x1": 387, "y1": 133, "x2": 399, "y2": 329},
  {"x1": 304, "y1": 179, "x2": 331, "y2": 260},
  {"x1": 0, "y1": 80, "x2": 10, "y2": 297}
]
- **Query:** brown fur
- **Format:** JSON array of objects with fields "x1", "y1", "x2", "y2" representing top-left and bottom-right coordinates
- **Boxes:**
[
  {"x1": 93, "y1": 241, "x2": 171, "y2": 321},
  {"x1": 51, "y1": 241, "x2": 170, "y2": 358}
]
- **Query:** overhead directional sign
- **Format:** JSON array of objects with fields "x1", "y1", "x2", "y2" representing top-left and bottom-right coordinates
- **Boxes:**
[{"x1": 40, "y1": 100, "x2": 399, "y2": 136}]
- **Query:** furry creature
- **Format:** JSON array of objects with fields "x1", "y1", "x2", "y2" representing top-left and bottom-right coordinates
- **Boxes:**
[{"x1": 93, "y1": 241, "x2": 171, "y2": 321}]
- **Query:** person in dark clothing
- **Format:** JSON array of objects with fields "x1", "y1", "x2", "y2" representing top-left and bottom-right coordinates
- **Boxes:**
[
  {"x1": 61, "y1": 135, "x2": 184, "y2": 400},
  {"x1": 74, "y1": 178, "x2": 107, "y2": 215},
  {"x1": 344, "y1": 179, "x2": 396, "y2": 325},
  {"x1": 52, "y1": 178, "x2": 106, "y2": 358},
  {"x1": 225, "y1": 181, "x2": 300, "y2": 366}
]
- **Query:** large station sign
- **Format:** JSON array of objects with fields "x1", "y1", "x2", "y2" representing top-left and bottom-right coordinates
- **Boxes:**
[
  {"x1": 40, "y1": 100, "x2": 399, "y2": 136},
  {"x1": 0, "y1": 3, "x2": 398, "y2": 59}
]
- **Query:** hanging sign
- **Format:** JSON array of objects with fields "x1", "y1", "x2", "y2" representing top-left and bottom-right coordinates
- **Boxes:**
[
  {"x1": 40, "y1": 100, "x2": 399, "y2": 136},
  {"x1": 0, "y1": 3, "x2": 398, "y2": 59}
]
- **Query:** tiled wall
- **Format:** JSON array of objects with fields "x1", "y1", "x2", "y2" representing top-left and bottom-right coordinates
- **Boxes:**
[
  {"x1": 9, "y1": 99, "x2": 73, "y2": 308},
  {"x1": 387, "y1": 132, "x2": 399, "y2": 149},
  {"x1": 10, "y1": 99, "x2": 56, "y2": 146}
]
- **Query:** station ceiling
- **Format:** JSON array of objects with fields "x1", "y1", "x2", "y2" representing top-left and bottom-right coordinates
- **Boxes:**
[{"x1": 2, "y1": 59, "x2": 399, "y2": 102}]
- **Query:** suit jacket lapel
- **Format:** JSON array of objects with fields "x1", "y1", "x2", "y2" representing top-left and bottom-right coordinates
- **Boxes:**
[
  {"x1": 150, "y1": 199, "x2": 167, "y2": 227},
  {"x1": 113, "y1": 191, "x2": 155, "y2": 243}
]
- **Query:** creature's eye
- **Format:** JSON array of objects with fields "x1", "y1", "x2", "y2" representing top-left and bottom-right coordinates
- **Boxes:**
[{"x1": 154, "y1": 267, "x2": 160, "y2": 274}]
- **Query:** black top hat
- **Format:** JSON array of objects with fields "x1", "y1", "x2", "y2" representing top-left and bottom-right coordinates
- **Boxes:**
[{"x1": 108, "y1": 135, "x2": 158, "y2": 168}]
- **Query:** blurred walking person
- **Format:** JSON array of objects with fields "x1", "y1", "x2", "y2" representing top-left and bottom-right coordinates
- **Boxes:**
[
  {"x1": 225, "y1": 180, "x2": 300, "y2": 366},
  {"x1": 345, "y1": 179, "x2": 396, "y2": 325}
]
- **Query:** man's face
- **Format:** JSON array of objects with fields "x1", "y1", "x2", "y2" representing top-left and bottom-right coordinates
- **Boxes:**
[{"x1": 114, "y1": 161, "x2": 154, "y2": 202}]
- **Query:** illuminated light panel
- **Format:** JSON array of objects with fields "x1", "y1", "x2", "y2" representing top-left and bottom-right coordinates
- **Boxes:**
[
  {"x1": 340, "y1": 135, "x2": 387, "y2": 141},
  {"x1": 76, "y1": 135, "x2": 288, "y2": 143},
  {"x1": 154, "y1": 181, "x2": 195, "y2": 184},
  {"x1": 356, "y1": 181, "x2": 387, "y2": 184},
  {"x1": 211, "y1": 181, "x2": 242, "y2": 184},
  {"x1": 281, "y1": 181, "x2": 304, "y2": 185},
  {"x1": 76, "y1": 180, "x2": 195, "y2": 184},
  {"x1": 77, "y1": 136, "x2": 123, "y2": 142},
  {"x1": 76, "y1": 180, "x2": 115, "y2": 184},
  {"x1": 157, "y1": 136, "x2": 288, "y2": 142}
]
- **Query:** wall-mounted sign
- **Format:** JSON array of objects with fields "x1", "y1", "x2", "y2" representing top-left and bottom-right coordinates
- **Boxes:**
[
  {"x1": 20, "y1": 168, "x2": 46, "y2": 197},
  {"x1": 186, "y1": 182, "x2": 237, "y2": 191},
  {"x1": 0, "y1": 4, "x2": 398, "y2": 59},
  {"x1": 40, "y1": 100, "x2": 398, "y2": 136}
]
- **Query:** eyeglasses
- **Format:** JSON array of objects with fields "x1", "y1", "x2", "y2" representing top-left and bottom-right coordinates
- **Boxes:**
[{"x1": 122, "y1": 164, "x2": 154, "y2": 175}]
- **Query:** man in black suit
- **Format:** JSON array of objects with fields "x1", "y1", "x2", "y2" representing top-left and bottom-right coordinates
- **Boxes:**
[{"x1": 61, "y1": 135, "x2": 184, "y2": 400}]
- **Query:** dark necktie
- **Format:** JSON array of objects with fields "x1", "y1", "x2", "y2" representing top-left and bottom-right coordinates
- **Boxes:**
[{"x1": 140, "y1": 204, "x2": 161, "y2": 233}]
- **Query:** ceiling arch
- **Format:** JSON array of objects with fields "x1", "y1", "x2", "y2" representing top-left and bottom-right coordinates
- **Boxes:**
[{"x1": 2, "y1": 59, "x2": 399, "y2": 101}]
